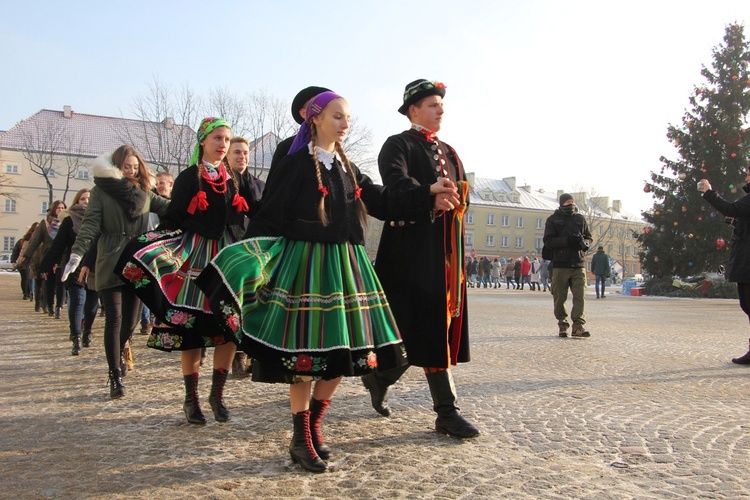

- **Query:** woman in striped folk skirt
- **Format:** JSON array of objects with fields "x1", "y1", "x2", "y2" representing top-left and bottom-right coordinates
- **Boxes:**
[
  {"x1": 118, "y1": 117, "x2": 261, "y2": 425},
  {"x1": 197, "y1": 92, "x2": 456, "y2": 472}
]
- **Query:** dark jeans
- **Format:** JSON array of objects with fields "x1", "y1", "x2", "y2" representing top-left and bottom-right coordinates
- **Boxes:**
[
  {"x1": 34, "y1": 277, "x2": 44, "y2": 309},
  {"x1": 45, "y1": 268, "x2": 65, "y2": 311},
  {"x1": 84, "y1": 292, "x2": 101, "y2": 333},
  {"x1": 67, "y1": 285, "x2": 100, "y2": 337},
  {"x1": 101, "y1": 286, "x2": 141, "y2": 372},
  {"x1": 19, "y1": 268, "x2": 29, "y2": 297},
  {"x1": 595, "y1": 274, "x2": 607, "y2": 297}
]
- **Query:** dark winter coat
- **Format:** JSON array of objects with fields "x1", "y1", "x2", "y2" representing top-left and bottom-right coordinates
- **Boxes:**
[
  {"x1": 590, "y1": 249, "x2": 611, "y2": 277},
  {"x1": 40, "y1": 205, "x2": 88, "y2": 288},
  {"x1": 72, "y1": 155, "x2": 170, "y2": 291},
  {"x1": 244, "y1": 147, "x2": 389, "y2": 243},
  {"x1": 23, "y1": 217, "x2": 57, "y2": 278},
  {"x1": 543, "y1": 208, "x2": 593, "y2": 269},
  {"x1": 158, "y1": 164, "x2": 258, "y2": 241},
  {"x1": 702, "y1": 185, "x2": 750, "y2": 283},
  {"x1": 374, "y1": 129, "x2": 470, "y2": 368}
]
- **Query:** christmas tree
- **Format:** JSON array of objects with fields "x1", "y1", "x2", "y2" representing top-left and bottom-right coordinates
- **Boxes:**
[{"x1": 639, "y1": 23, "x2": 750, "y2": 280}]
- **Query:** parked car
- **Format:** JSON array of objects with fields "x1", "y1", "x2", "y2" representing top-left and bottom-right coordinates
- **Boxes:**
[{"x1": 0, "y1": 254, "x2": 16, "y2": 271}]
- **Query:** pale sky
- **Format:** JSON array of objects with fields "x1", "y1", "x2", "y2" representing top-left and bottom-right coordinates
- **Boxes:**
[{"x1": 2, "y1": 0, "x2": 748, "y2": 216}]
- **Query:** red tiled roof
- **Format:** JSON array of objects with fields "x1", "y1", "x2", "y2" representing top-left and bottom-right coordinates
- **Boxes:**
[{"x1": 0, "y1": 109, "x2": 195, "y2": 166}]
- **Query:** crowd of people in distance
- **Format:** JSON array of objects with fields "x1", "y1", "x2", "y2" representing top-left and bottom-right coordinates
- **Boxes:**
[{"x1": 465, "y1": 255, "x2": 550, "y2": 291}]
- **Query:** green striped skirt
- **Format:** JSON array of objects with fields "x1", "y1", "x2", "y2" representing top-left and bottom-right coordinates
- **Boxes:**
[
  {"x1": 116, "y1": 228, "x2": 236, "y2": 351},
  {"x1": 196, "y1": 237, "x2": 407, "y2": 381}
]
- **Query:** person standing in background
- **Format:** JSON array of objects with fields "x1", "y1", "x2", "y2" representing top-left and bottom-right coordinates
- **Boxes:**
[
  {"x1": 590, "y1": 246, "x2": 611, "y2": 299},
  {"x1": 543, "y1": 193, "x2": 592, "y2": 338}
]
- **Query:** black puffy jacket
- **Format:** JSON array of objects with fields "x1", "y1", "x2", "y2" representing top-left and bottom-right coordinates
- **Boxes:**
[{"x1": 543, "y1": 208, "x2": 592, "y2": 269}]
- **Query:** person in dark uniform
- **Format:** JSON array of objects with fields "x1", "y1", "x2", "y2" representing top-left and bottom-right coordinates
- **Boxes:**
[{"x1": 364, "y1": 79, "x2": 479, "y2": 439}]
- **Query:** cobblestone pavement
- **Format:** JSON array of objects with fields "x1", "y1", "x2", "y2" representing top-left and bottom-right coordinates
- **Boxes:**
[{"x1": 2, "y1": 272, "x2": 750, "y2": 499}]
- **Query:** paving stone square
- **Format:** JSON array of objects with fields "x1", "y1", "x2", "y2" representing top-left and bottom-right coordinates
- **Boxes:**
[{"x1": 2, "y1": 273, "x2": 749, "y2": 498}]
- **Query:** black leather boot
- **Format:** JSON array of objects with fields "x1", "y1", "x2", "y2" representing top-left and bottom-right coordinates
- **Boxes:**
[
  {"x1": 108, "y1": 369, "x2": 126, "y2": 399},
  {"x1": 208, "y1": 368, "x2": 230, "y2": 422},
  {"x1": 362, "y1": 364, "x2": 409, "y2": 417},
  {"x1": 426, "y1": 370, "x2": 480, "y2": 439},
  {"x1": 289, "y1": 410, "x2": 327, "y2": 472},
  {"x1": 732, "y1": 339, "x2": 750, "y2": 364},
  {"x1": 71, "y1": 335, "x2": 82, "y2": 356},
  {"x1": 309, "y1": 398, "x2": 331, "y2": 460},
  {"x1": 183, "y1": 373, "x2": 206, "y2": 425},
  {"x1": 82, "y1": 330, "x2": 92, "y2": 348}
]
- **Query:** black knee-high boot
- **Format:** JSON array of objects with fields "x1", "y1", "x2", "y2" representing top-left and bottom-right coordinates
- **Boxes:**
[
  {"x1": 426, "y1": 370, "x2": 480, "y2": 439},
  {"x1": 309, "y1": 398, "x2": 331, "y2": 460},
  {"x1": 362, "y1": 364, "x2": 409, "y2": 416},
  {"x1": 183, "y1": 373, "x2": 206, "y2": 425},
  {"x1": 289, "y1": 410, "x2": 327, "y2": 472},
  {"x1": 732, "y1": 339, "x2": 750, "y2": 364},
  {"x1": 208, "y1": 368, "x2": 230, "y2": 422}
]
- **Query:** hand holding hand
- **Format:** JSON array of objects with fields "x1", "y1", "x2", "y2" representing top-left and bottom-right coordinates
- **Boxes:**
[
  {"x1": 431, "y1": 178, "x2": 460, "y2": 211},
  {"x1": 62, "y1": 253, "x2": 82, "y2": 282}
]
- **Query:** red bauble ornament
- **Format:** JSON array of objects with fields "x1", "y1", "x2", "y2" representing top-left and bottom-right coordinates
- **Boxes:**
[
  {"x1": 716, "y1": 238, "x2": 726, "y2": 250},
  {"x1": 643, "y1": 185, "x2": 651, "y2": 193}
]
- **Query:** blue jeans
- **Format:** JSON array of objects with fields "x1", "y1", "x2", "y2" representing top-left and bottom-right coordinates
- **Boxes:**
[
  {"x1": 141, "y1": 303, "x2": 151, "y2": 323},
  {"x1": 595, "y1": 274, "x2": 606, "y2": 297},
  {"x1": 68, "y1": 285, "x2": 100, "y2": 337}
]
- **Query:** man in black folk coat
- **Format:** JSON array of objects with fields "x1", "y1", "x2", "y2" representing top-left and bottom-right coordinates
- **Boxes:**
[{"x1": 364, "y1": 79, "x2": 479, "y2": 439}]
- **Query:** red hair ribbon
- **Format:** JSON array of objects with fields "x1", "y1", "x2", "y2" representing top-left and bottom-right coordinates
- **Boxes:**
[
  {"x1": 318, "y1": 186, "x2": 329, "y2": 197},
  {"x1": 232, "y1": 194, "x2": 249, "y2": 213},
  {"x1": 187, "y1": 191, "x2": 208, "y2": 214},
  {"x1": 355, "y1": 187, "x2": 362, "y2": 199}
]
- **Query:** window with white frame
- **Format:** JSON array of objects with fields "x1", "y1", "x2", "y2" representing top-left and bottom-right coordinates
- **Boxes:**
[
  {"x1": 466, "y1": 211, "x2": 474, "y2": 224},
  {"x1": 465, "y1": 232, "x2": 474, "y2": 247},
  {"x1": 598, "y1": 226, "x2": 603, "y2": 236},
  {"x1": 4, "y1": 164, "x2": 20, "y2": 174},
  {"x1": 515, "y1": 236, "x2": 524, "y2": 248},
  {"x1": 487, "y1": 214, "x2": 495, "y2": 226},
  {"x1": 486, "y1": 234, "x2": 495, "y2": 246},
  {"x1": 516, "y1": 216, "x2": 524, "y2": 228},
  {"x1": 75, "y1": 169, "x2": 90, "y2": 180},
  {"x1": 4, "y1": 236, "x2": 15, "y2": 251},
  {"x1": 607, "y1": 244, "x2": 613, "y2": 254},
  {"x1": 501, "y1": 215, "x2": 510, "y2": 227},
  {"x1": 41, "y1": 201, "x2": 49, "y2": 214},
  {"x1": 4, "y1": 199, "x2": 16, "y2": 212},
  {"x1": 536, "y1": 218, "x2": 543, "y2": 229},
  {"x1": 535, "y1": 236, "x2": 543, "y2": 250},
  {"x1": 501, "y1": 236, "x2": 509, "y2": 248},
  {"x1": 619, "y1": 244, "x2": 625, "y2": 255}
]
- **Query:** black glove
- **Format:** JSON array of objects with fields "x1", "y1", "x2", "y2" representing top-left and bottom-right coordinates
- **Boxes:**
[{"x1": 567, "y1": 235, "x2": 582, "y2": 246}]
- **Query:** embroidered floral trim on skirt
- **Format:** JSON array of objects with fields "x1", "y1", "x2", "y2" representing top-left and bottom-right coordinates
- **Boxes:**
[
  {"x1": 116, "y1": 228, "x2": 237, "y2": 351},
  {"x1": 196, "y1": 236, "x2": 407, "y2": 381}
]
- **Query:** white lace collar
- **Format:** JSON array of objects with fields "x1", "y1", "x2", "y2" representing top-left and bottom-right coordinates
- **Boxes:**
[{"x1": 308, "y1": 141, "x2": 340, "y2": 170}]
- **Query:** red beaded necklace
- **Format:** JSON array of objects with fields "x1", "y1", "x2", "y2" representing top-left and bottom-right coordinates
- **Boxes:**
[{"x1": 200, "y1": 163, "x2": 229, "y2": 194}]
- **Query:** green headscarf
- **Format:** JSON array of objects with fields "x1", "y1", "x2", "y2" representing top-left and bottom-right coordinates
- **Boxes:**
[{"x1": 189, "y1": 117, "x2": 231, "y2": 166}]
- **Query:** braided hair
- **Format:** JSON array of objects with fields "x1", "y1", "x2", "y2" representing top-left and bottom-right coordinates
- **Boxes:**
[{"x1": 309, "y1": 123, "x2": 368, "y2": 227}]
